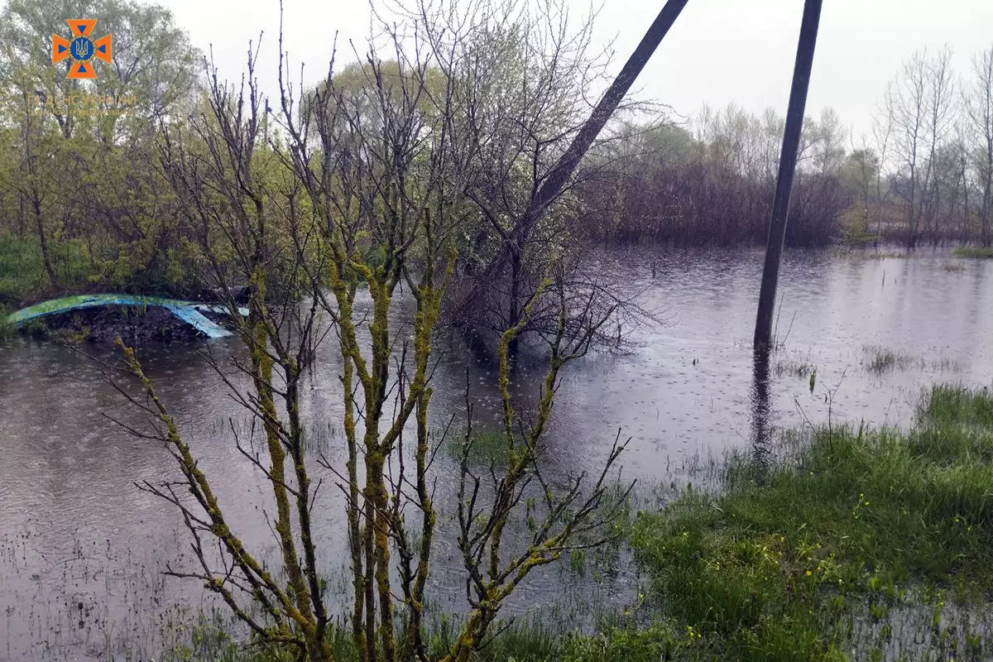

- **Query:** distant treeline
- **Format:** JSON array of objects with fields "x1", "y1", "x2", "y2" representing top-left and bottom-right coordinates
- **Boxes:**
[
  {"x1": 578, "y1": 109, "x2": 853, "y2": 247},
  {"x1": 1, "y1": 0, "x2": 991, "y2": 317},
  {"x1": 579, "y1": 45, "x2": 993, "y2": 249}
]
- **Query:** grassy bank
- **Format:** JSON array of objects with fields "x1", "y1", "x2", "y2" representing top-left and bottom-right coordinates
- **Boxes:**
[{"x1": 630, "y1": 384, "x2": 993, "y2": 661}]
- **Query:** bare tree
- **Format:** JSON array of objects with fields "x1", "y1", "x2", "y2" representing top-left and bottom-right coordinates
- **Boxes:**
[
  {"x1": 888, "y1": 51, "x2": 928, "y2": 247},
  {"x1": 966, "y1": 45, "x2": 993, "y2": 246},
  {"x1": 415, "y1": 0, "x2": 618, "y2": 355},
  {"x1": 113, "y1": 6, "x2": 632, "y2": 661},
  {"x1": 391, "y1": 0, "x2": 683, "y2": 358},
  {"x1": 870, "y1": 88, "x2": 895, "y2": 235},
  {"x1": 921, "y1": 47, "x2": 958, "y2": 243},
  {"x1": 448, "y1": 274, "x2": 630, "y2": 662},
  {"x1": 888, "y1": 48, "x2": 957, "y2": 246},
  {"x1": 153, "y1": 47, "x2": 338, "y2": 661},
  {"x1": 811, "y1": 107, "x2": 847, "y2": 176}
]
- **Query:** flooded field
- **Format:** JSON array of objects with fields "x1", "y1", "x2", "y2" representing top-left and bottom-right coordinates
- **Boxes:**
[{"x1": 1, "y1": 247, "x2": 991, "y2": 660}]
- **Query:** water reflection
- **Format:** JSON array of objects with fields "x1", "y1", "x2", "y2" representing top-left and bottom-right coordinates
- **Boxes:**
[{"x1": 750, "y1": 345, "x2": 773, "y2": 468}]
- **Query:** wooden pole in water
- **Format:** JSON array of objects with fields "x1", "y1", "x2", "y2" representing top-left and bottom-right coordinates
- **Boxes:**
[{"x1": 753, "y1": 0, "x2": 824, "y2": 354}]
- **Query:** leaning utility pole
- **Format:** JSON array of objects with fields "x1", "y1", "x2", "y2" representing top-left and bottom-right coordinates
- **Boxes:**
[
  {"x1": 753, "y1": 0, "x2": 824, "y2": 354},
  {"x1": 461, "y1": 0, "x2": 691, "y2": 310},
  {"x1": 525, "y1": 0, "x2": 691, "y2": 229}
]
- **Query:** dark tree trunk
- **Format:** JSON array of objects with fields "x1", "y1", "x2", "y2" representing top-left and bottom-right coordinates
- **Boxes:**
[
  {"x1": 508, "y1": 247, "x2": 522, "y2": 359},
  {"x1": 32, "y1": 188, "x2": 58, "y2": 287}
]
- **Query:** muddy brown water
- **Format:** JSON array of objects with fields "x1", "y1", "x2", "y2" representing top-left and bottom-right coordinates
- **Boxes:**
[{"x1": 2, "y1": 247, "x2": 991, "y2": 660}]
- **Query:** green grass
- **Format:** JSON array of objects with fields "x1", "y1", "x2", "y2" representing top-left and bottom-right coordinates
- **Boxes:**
[
  {"x1": 952, "y1": 246, "x2": 993, "y2": 259},
  {"x1": 155, "y1": 612, "x2": 688, "y2": 662},
  {"x1": 629, "y1": 385, "x2": 993, "y2": 661}
]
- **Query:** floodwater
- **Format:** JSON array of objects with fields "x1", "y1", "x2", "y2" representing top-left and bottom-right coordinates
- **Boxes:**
[{"x1": 1, "y1": 247, "x2": 991, "y2": 660}]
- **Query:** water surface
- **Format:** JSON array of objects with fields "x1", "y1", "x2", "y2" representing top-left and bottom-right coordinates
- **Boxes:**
[{"x1": 1, "y1": 247, "x2": 990, "y2": 659}]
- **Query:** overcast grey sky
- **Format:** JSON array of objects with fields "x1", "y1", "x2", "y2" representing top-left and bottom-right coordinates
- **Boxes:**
[{"x1": 164, "y1": 0, "x2": 993, "y2": 137}]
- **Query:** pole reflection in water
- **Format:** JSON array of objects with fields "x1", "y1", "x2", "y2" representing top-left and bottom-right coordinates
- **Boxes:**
[{"x1": 750, "y1": 346, "x2": 772, "y2": 475}]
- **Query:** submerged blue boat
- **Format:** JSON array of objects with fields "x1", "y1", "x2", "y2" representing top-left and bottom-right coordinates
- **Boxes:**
[{"x1": 5, "y1": 294, "x2": 248, "y2": 339}]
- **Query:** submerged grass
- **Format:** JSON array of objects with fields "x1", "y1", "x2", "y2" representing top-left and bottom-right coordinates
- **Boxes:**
[
  {"x1": 862, "y1": 345, "x2": 959, "y2": 375},
  {"x1": 444, "y1": 427, "x2": 513, "y2": 465},
  {"x1": 952, "y1": 246, "x2": 993, "y2": 259},
  {"x1": 629, "y1": 384, "x2": 993, "y2": 661},
  {"x1": 865, "y1": 346, "x2": 904, "y2": 373},
  {"x1": 831, "y1": 249, "x2": 910, "y2": 260},
  {"x1": 774, "y1": 358, "x2": 816, "y2": 379}
]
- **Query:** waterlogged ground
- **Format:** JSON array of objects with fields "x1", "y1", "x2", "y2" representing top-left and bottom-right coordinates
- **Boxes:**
[{"x1": 1, "y1": 247, "x2": 991, "y2": 660}]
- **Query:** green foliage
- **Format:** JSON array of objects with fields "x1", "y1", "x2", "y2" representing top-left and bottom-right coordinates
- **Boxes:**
[
  {"x1": 629, "y1": 385, "x2": 993, "y2": 661},
  {"x1": 840, "y1": 149, "x2": 880, "y2": 196},
  {"x1": 305, "y1": 60, "x2": 449, "y2": 135},
  {"x1": 0, "y1": 0, "x2": 208, "y2": 311},
  {"x1": 0, "y1": 232, "x2": 209, "y2": 308},
  {"x1": 1, "y1": 0, "x2": 200, "y2": 129},
  {"x1": 837, "y1": 205, "x2": 880, "y2": 246},
  {"x1": 0, "y1": 235, "x2": 45, "y2": 305},
  {"x1": 0, "y1": 235, "x2": 92, "y2": 303},
  {"x1": 0, "y1": 315, "x2": 15, "y2": 339}
]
